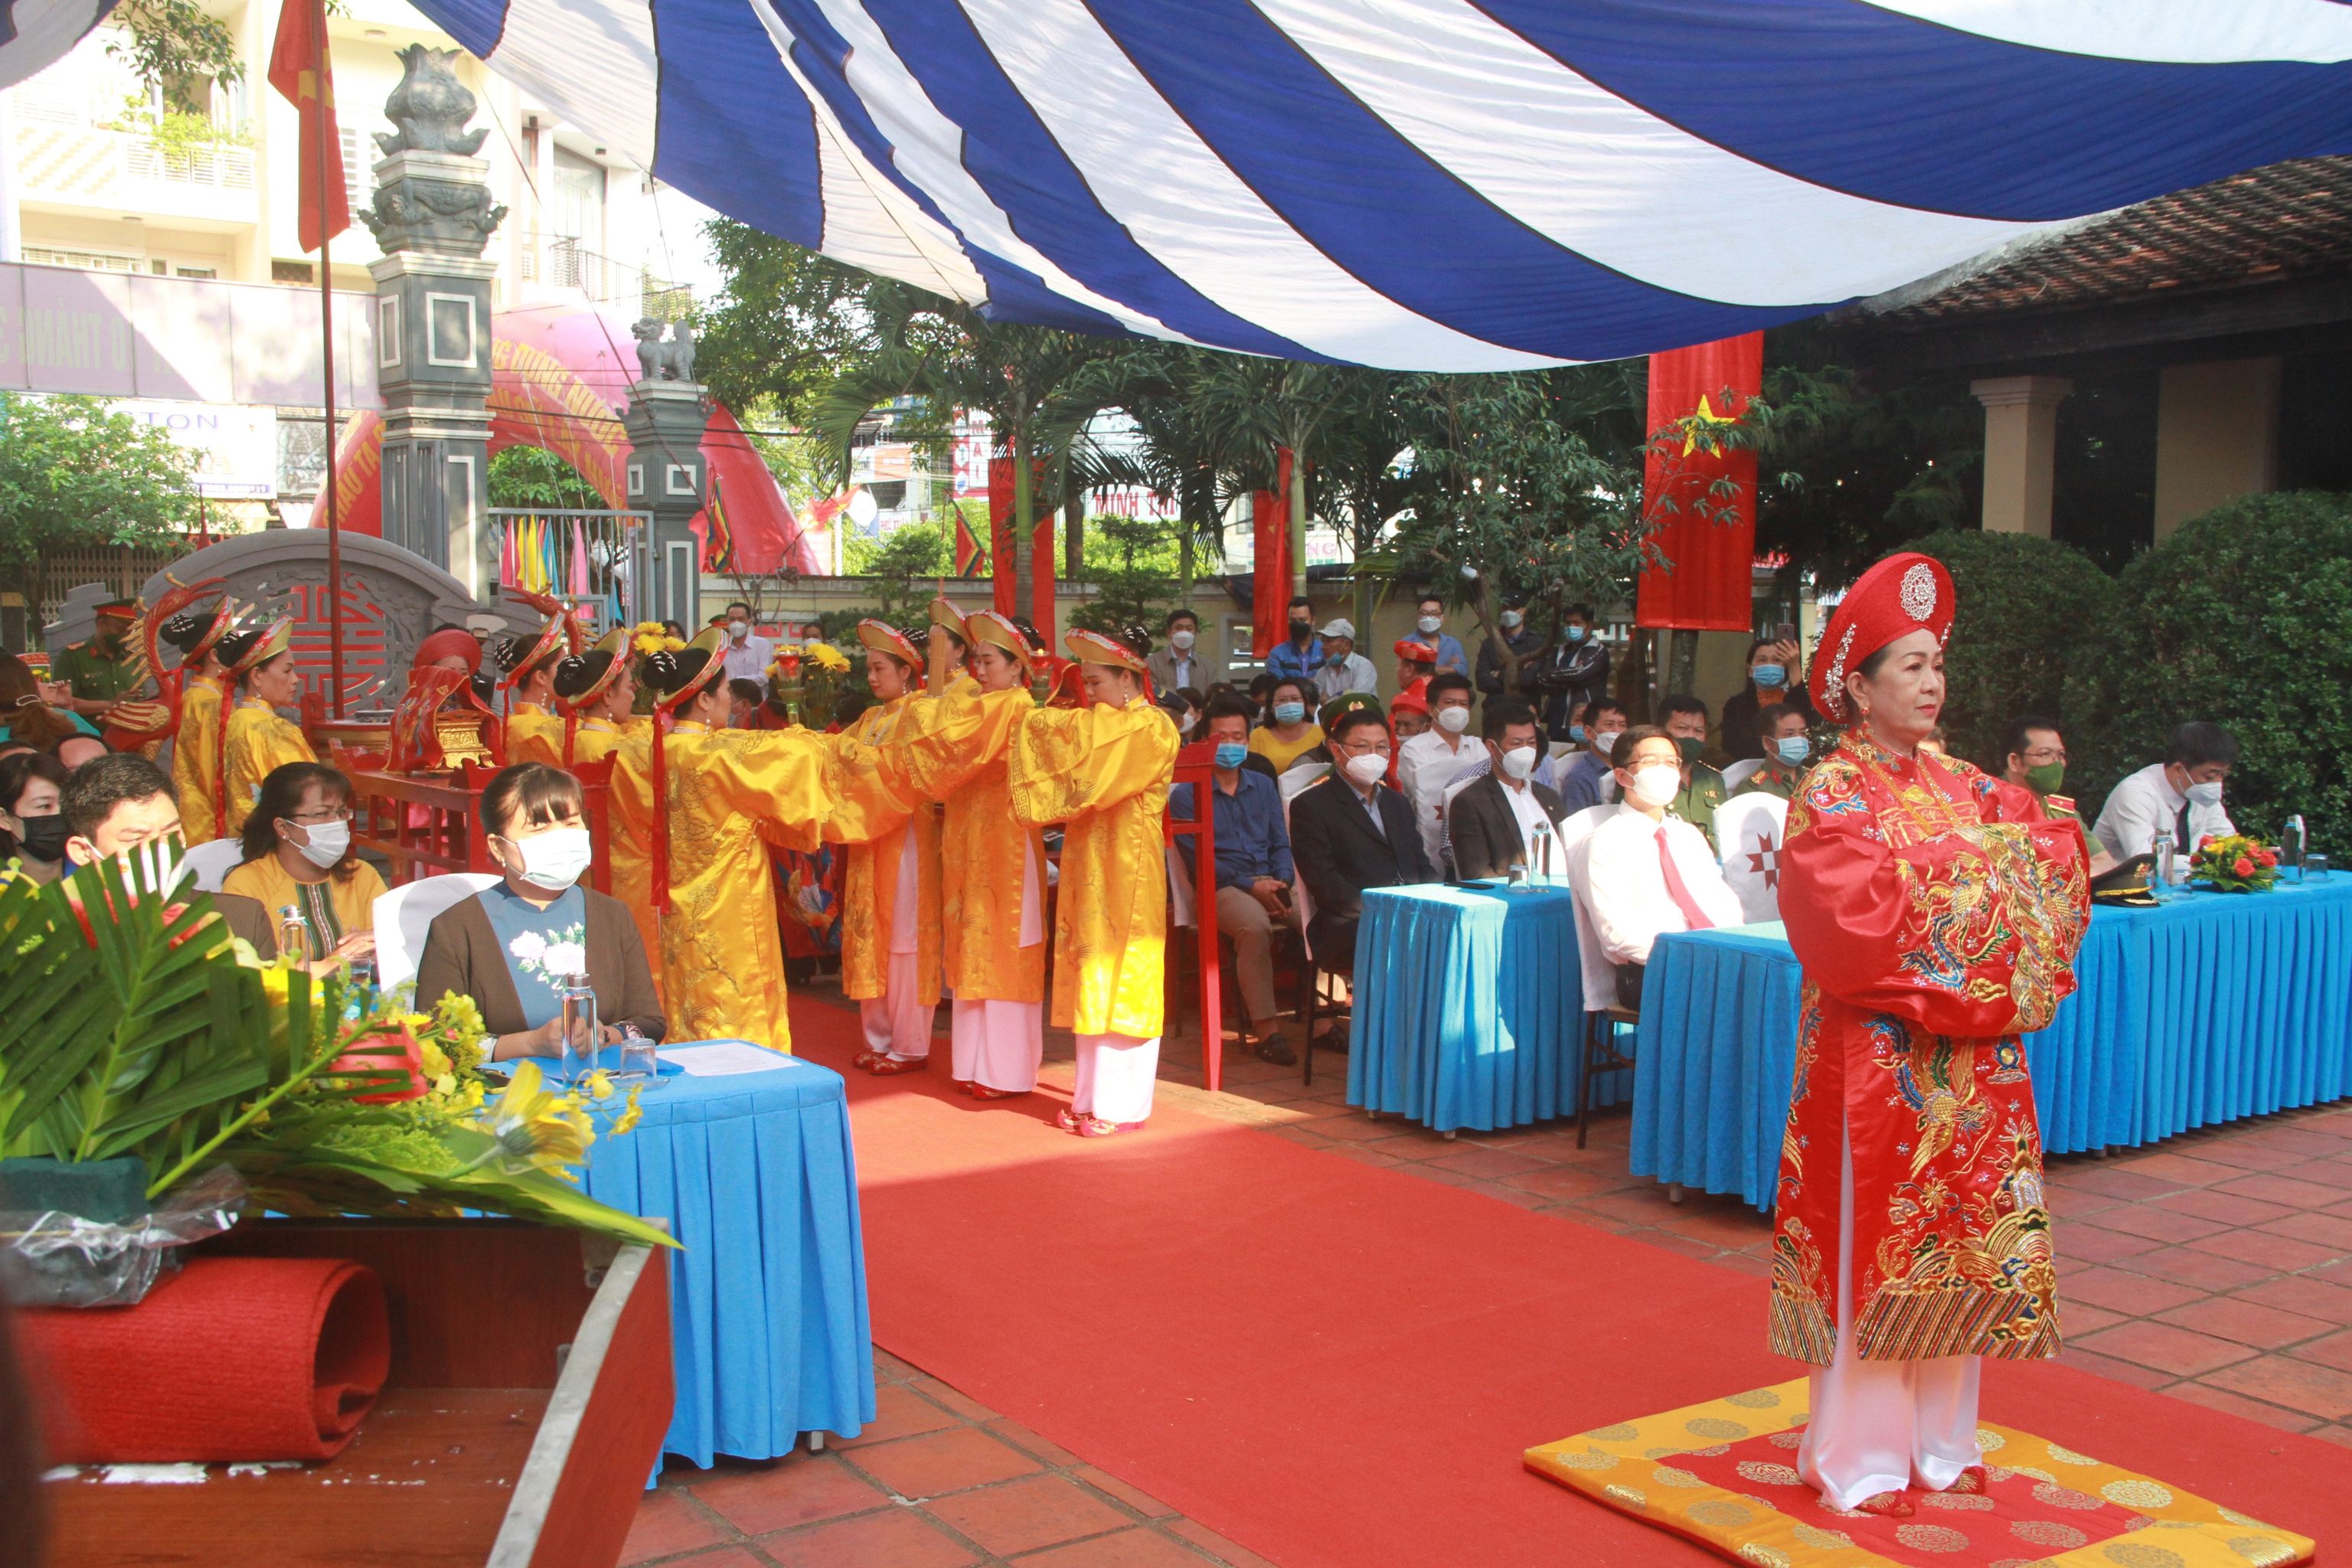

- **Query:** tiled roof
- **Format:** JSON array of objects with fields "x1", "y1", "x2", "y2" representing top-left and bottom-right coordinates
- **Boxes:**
[{"x1": 1860, "y1": 157, "x2": 2352, "y2": 326}]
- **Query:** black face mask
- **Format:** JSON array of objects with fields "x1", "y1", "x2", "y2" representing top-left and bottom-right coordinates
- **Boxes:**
[
  {"x1": 1289, "y1": 621, "x2": 1312, "y2": 645},
  {"x1": 15, "y1": 813, "x2": 69, "y2": 863}
]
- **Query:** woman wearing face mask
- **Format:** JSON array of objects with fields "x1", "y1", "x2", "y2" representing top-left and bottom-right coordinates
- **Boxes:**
[
  {"x1": 1245, "y1": 677, "x2": 1323, "y2": 774},
  {"x1": 0, "y1": 752, "x2": 71, "y2": 884},
  {"x1": 222, "y1": 762, "x2": 384, "y2": 972},
  {"x1": 1008, "y1": 626, "x2": 1181, "y2": 1135},
  {"x1": 217, "y1": 620, "x2": 318, "y2": 838},
  {"x1": 1772, "y1": 553, "x2": 2089, "y2": 1516},
  {"x1": 414, "y1": 763, "x2": 665, "y2": 1060},
  {"x1": 1719, "y1": 635, "x2": 1809, "y2": 764}
]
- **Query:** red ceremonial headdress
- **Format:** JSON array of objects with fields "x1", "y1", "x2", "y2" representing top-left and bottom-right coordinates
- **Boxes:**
[
  {"x1": 413, "y1": 627, "x2": 484, "y2": 675},
  {"x1": 1063, "y1": 626, "x2": 1148, "y2": 675},
  {"x1": 965, "y1": 609, "x2": 1031, "y2": 666},
  {"x1": 497, "y1": 591, "x2": 583, "y2": 694},
  {"x1": 1808, "y1": 551, "x2": 1955, "y2": 724},
  {"x1": 1393, "y1": 638, "x2": 1437, "y2": 664}
]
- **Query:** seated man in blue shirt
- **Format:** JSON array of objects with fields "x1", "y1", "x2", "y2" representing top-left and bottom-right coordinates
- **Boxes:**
[
  {"x1": 1171, "y1": 693, "x2": 1302, "y2": 1064},
  {"x1": 1556, "y1": 697, "x2": 1629, "y2": 814}
]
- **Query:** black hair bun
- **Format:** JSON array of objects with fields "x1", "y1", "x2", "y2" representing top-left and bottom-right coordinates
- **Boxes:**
[
  {"x1": 158, "y1": 610, "x2": 209, "y2": 655},
  {"x1": 1010, "y1": 616, "x2": 1049, "y2": 656},
  {"x1": 552, "y1": 649, "x2": 612, "y2": 701},
  {"x1": 494, "y1": 633, "x2": 537, "y2": 674},
  {"x1": 644, "y1": 646, "x2": 712, "y2": 697},
  {"x1": 213, "y1": 627, "x2": 260, "y2": 668},
  {"x1": 902, "y1": 626, "x2": 930, "y2": 655},
  {"x1": 1119, "y1": 623, "x2": 1154, "y2": 660}
]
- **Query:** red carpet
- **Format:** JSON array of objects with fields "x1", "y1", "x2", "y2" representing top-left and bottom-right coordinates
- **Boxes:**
[{"x1": 795, "y1": 998, "x2": 2342, "y2": 1568}]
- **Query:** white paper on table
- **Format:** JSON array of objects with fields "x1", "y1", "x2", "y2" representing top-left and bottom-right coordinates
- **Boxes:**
[{"x1": 658, "y1": 1041, "x2": 797, "y2": 1076}]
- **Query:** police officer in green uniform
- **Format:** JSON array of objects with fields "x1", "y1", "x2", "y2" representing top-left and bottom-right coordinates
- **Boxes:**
[
  {"x1": 1734, "y1": 704, "x2": 1818, "y2": 802},
  {"x1": 1657, "y1": 693, "x2": 1726, "y2": 852},
  {"x1": 2001, "y1": 714, "x2": 2080, "y2": 821},
  {"x1": 47, "y1": 598, "x2": 145, "y2": 718}
]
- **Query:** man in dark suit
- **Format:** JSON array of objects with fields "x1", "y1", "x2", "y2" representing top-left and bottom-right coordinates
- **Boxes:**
[
  {"x1": 1289, "y1": 706, "x2": 1436, "y2": 980},
  {"x1": 1447, "y1": 697, "x2": 1568, "y2": 882}
]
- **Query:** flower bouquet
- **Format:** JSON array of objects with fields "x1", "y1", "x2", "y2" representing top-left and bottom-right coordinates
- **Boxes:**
[
  {"x1": 2189, "y1": 831, "x2": 2279, "y2": 893},
  {"x1": 767, "y1": 640, "x2": 851, "y2": 728}
]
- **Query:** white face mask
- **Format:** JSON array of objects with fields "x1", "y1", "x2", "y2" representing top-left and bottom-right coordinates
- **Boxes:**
[
  {"x1": 1178, "y1": 710, "x2": 1196, "y2": 733},
  {"x1": 728, "y1": 620, "x2": 748, "y2": 641},
  {"x1": 1343, "y1": 751, "x2": 1390, "y2": 786},
  {"x1": 1435, "y1": 705, "x2": 1471, "y2": 734},
  {"x1": 2186, "y1": 780, "x2": 2225, "y2": 808},
  {"x1": 1626, "y1": 764, "x2": 1682, "y2": 808},
  {"x1": 1594, "y1": 730, "x2": 1623, "y2": 756},
  {"x1": 288, "y1": 817, "x2": 349, "y2": 869},
  {"x1": 505, "y1": 826, "x2": 593, "y2": 892},
  {"x1": 1170, "y1": 629, "x2": 1195, "y2": 652},
  {"x1": 1416, "y1": 615, "x2": 1441, "y2": 635},
  {"x1": 1499, "y1": 611, "x2": 1524, "y2": 630},
  {"x1": 1500, "y1": 744, "x2": 1538, "y2": 781}
]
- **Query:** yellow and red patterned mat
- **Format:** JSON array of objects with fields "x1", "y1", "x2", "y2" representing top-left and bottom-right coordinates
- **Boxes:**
[{"x1": 1526, "y1": 1380, "x2": 2311, "y2": 1567}]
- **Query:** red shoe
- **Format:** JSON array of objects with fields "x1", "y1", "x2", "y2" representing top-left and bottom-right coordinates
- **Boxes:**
[
  {"x1": 1075, "y1": 1113, "x2": 1129, "y2": 1137},
  {"x1": 954, "y1": 1080, "x2": 976, "y2": 1096},
  {"x1": 1056, "y1": 1108, "x2": 1083, "y2": 1131},
  {"x1": 969, "y1": 1083, "x2": 1024, "y2": 1100},
  {"x1": 852, "y1": 1050, "x2": 887, "y2": 1071},
  {"x1": 1853, "y1": 1490, "x2": 1915, "y2": 1518},
  {"x1": 869, "y1": 1056, "x2": 929, "y2": 1076}
]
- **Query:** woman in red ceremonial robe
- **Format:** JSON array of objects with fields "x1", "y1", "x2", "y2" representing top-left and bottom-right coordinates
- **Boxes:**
[{"x1": 1772, "y1": 552, "x2": 2091, "y2": 1514}]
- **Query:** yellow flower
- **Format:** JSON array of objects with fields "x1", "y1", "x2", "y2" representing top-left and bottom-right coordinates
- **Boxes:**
[
  {"x1": 466, "y1": 1060, "x2": 595, "y2": 1178},
  {"x1": 807, "y1": 642, "x2": 851, "y2": 673},
  {"x1": 582, "y1": 1068, "x2": 614, "y2": 1102},
  {"x1": 418, "y1": 1038, "x2": 452, "y2": 1080},
  {"x1": 610, "y1": 1083, "x2": 645, "y2": 1137}
]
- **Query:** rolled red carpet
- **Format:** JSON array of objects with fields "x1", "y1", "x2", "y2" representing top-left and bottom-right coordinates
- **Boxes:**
[{"x1": 21, "y1": 1256, "x2": 390, "y2": 1464}]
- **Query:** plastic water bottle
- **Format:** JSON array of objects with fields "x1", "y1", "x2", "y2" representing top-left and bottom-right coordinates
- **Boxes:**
[
  {"x1": 2283, "y1": 814, "x2": 2308, "y2": 881},
  {"x1": 342, "y1": 952, "x2": 376, "y2": 1021},
  {"x1": 557, "y1": 972, "x2": 599, "y2": 1084},
  {"x1": 2151, "y1": 829, "x2": 2176, "y2": 899}
]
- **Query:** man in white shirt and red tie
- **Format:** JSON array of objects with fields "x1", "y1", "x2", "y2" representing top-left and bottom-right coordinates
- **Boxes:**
[{"x1": 1585, "y1": 724, "x2": 1744, "y2": 1008}]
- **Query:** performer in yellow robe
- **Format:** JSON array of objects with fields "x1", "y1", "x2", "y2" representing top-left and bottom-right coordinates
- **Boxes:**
[
  {"x1": 218, "y1": 619, "x2": 317, "y2": 837},
  {"x1": 1008, "y1": 626, "x2": 1180, "y2": 1135},
  {"x1": 155, "y1": 593, "x2": 241, "y2": 844},
  {"x1": 553, "y1": 626, "x2": 636, "y2": 766},
  {"x1": 498, "y1": 603, "x2": 577, "y2": 768},
  {"x1": 842, "y1": 620, "x2": 942, "y2": 1073},
  {"x1": 641, "y1": 628, "x2": 893, "y2": 1053},
  {"x1": 886, "y1": 606, "x2": 1046, "y2": 1099}
]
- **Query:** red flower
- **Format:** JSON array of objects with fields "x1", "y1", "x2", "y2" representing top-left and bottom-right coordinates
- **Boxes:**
[
  {"x1": 2199, "y1": 835, "x2": 2217, "y2": 850},
  {"x1": 2257, "y1": 848, "x2": 2278, "y2": 867},
  {"x1": 2232, "y1": 856, "x2": 2256, "y2": 878}
]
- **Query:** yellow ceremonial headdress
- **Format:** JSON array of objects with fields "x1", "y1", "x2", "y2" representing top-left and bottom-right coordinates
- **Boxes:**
[
  {"x1": 226, "y1": 616, "x2": 295, "y2": 677},
  {"x1": 554, "y1": 626, "x2": 630, "y2": 713},
  {"x1": 1063, "y1": 626, "x2": 1148, "y2": 675},
  {"x1": 966, "y1": 609, "x2": 1031, "y2": 665},
  {"x1": 855, "y1": 618, "x2": 925, "y2": 681}
]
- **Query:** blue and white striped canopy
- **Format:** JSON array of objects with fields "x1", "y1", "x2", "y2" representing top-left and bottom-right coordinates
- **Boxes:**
[{"x1": 29, "y1": 1, "x2": 2352, "y2": 369}]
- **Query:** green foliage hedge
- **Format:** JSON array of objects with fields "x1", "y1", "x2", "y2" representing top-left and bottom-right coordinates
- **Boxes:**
[
  {"x1": 1900, "y1": 529, "x2": 2115, "y2": 773},
  {"x1": 2065, "y1": 492, "x2": 2352, "y2": 849}
]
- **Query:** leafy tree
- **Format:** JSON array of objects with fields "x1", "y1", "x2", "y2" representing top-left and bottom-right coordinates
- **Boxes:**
[
  {"x1": 694, "y1": 224, "x2": 923, "y2": 426},
  {"x1": 1900, "y1": 529, "x2": 2114, "y2": 771},
  {"x1": 1068, "y1": 514, "x2": 1180, "y2": 637},
  {"x1": 842, "y1": 521, "x2": 952, "y2": 625},
  {"x1": 108, "y1": 0, "x2": 243, "y2": 112},
  {"x1": 0, "y1": 395, "x2": 201, "y2": 577},
  {"x1": 2064, "y1": 491, "x2": 2352, "y2": 847},
  {"x1": 487, "y1": 445, "x2": 601, "y2": 510}
]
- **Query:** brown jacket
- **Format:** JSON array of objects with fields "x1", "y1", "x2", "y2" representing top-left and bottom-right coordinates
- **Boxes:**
[{"x1": 413, "y1": 886, "x2": 667, "y2": 1044}]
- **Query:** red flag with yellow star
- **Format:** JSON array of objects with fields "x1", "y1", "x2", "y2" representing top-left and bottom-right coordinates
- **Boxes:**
[
  {"x1": 1635, "y1": 334, "x2": 1761, "y2": 632},
  {"x1": 268, "y1": 0, "x2": 351, "y2": 253}
]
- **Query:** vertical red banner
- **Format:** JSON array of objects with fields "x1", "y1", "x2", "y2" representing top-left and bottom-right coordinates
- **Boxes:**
[
  {"x1": 1250, "y1": 446, "x2": 1294, "y2": 659},
  {"x1": 1635, "y1": 334, "x2": 1763, "y2": 632},
  {"x1": 986, "y1": 455, "x2": 1018, "y2": 617}
]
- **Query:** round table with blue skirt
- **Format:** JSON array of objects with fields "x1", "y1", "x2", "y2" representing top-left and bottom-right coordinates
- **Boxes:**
[
  {"x1": 549, "y1": 1043, "x2": 875, "y2": 1469},
  {"x1": 1347, "y1": 879, "x2": 1623, "y2": 1133}
]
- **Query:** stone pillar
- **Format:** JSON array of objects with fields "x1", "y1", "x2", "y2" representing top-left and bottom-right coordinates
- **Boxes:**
[
  {"x1": 2154, "y1": 358, "x2": 2280, "y2": 541},
  {"x1": 1970, "y1": 375, "x2": 2073, "y2": 537},
  {"x1": 359, "y1": 46, "x2": 508, "y2": 594},
  {"x1": 623, "y1": 380, "x2": 710, "y2": 633}
]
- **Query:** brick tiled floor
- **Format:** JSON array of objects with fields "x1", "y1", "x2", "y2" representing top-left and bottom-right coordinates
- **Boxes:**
[{"x1": 624, "y1": 1007, "x2": 2352, "y2": 1566}]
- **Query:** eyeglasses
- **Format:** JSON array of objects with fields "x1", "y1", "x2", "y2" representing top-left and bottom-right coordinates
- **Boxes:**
[
  {"x1": 287, "y1": 806, "x2": 354, "y2": 823},
  {"x1": 2020, "y1": 747, "x2": 2068, "y2": 763}
]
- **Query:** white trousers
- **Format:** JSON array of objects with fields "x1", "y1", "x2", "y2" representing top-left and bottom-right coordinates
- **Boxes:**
[
  {"x1": 861, "y1": 952, "x2": 938, "y2": 1060},
  {"x1": 1797, "y1": 1116, "x2": 1981, "y2": 1511},
  {"x1": 950, "y1": 998, "x2": 1042, "y2": 1092},
  {"x1": 1072, "y1": 1033, "x2": 1161, "y2": 1125}
]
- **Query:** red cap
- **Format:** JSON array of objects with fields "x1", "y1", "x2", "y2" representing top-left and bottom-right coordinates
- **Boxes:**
[
  {"x1": 413, "y1": 627, "x2": 483, "y2": 674},
  {"x1": 1809, "y1": 552, "x2": 1954, "y2": 723}
]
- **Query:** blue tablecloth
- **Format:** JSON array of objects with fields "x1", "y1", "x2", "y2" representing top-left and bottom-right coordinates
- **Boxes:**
[
  {"x1": 539, "y1": 1044, "x2": 875, "y2": 1468},
  {"x1": 1348, "y1": 879, "x2": 1627, "y2": 1132},
  {"x1": 1631, "y1": 879, "x2": 2352, "y2": 1210}
]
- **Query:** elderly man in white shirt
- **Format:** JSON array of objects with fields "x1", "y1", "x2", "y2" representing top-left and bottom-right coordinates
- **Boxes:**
[
  {"x1": 718, "y1": 600, "x2": 776, "y2": 686},
  {"x1": 2092, "y1": 720, "x2": 2239, "y2": 863},
  {"x1": 1583, "y1": 724, "x2": 1744, "y2": 1008},
  {"x1": 1312, "y1": 618, "x2": 1380, "y2": 703},
  {"x1": 1394, "y1": 671, "x2": 1481, "y2": 873}
]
